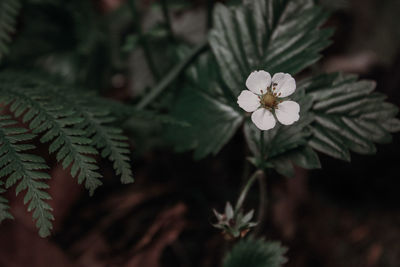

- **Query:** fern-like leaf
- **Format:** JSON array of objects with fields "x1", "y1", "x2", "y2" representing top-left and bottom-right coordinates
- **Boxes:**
[
  {"x1": 0, "y1": 180, "x2": 13, "y2": 223},
  {"x1": 85, "y1": 113, "x2": 134, "y2": 184},
  {"x1": 0, "y1": 0, "x2": 21, "y2": 61},
  {"x1": 52, "y1": 91, "x2": 134, "y2": 184},
  {"x1": 0, "y1": 71, "x2": 134, "y2": 188},
  {"x1": 0, "y1": 115, "x2": 53, "y2": 237},
  {"x1": 0, "y1": 85, "x2": 103, "y2": 195}
]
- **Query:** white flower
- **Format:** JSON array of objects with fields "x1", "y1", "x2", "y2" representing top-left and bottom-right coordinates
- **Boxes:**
[{"x1": 237, "y1": 71, "x2": 300, "y2": 131}]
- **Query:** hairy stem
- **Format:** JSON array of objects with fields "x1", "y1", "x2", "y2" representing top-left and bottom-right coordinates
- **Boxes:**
[
  {"x1": 128, "y1": 0, "x2": 161, "y2": 80},
  {"x1": 136, "y1": 41, "x2": 208, "y2": 110}
]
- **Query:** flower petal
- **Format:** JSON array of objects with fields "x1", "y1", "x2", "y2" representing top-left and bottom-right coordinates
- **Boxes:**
[
  {"x1": 275, "y1": 101, "x2": 300, "y2": 125},
  {"x1": 251, "y1": 108, "x2": 276, "y2": 131},
  {"x1": 271, "y1": 73, "x2": 296, "y2": 97},
  {"x1": 246, "y1": 71, "x2": 271, "y2": 95},
  {"x1": 237, "y1": 90, "x2": 260, "y2": 112}
]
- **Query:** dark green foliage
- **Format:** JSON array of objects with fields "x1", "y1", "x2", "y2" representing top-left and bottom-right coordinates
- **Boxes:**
[
  {"x1": 0, "y1": 180, "x2": 13, "y2": 223},
  {"x1": 45, "y1": 89, "x2": 134, "y2": 184},
  {"x1": 0, "y1": 81, "x2": 103, "y2": 195},
  {"x1": 209, "y1": 0, "x2": 333, "y2": 95},
  {"x1": 0, "y1": 0, "x2": 21, "y2": 61},
  {"x1": 167, "y1": 0, "x2": 333, "y2": 159},
  {"x1": 6, "y1": 0, "x2": 112, "y2": 91},
  {"x1": 166, "y1": 87, "x2": 243, "y2": 159},
  {"x1": 244, "y1": 72, "x2": 400, "y2": 176},
  {"x1": 223, "y1": 238, "x2": 287, "y2": 267},
  {"x1": 0, "y1": 115, "x2": 53, "y2": 237},
  {"x1": 244, "y1": 83, "x2": 319, "y2": 177},
  {"x1": 94, "y1": 97, "x2": 190, "y2": 127},
  {"x1": 307, "y1": 73, "x2": 400, "y2": 161},
  {"x1": 165, "y1": 55, "x2": 243, "y2": 159},
  {"x1": 164, "y1": 0, "x2": 399, "y2": 176},
  {"x1": 69, "y1": 96, "x2": 134, "y2": 184},
  {"x1": 0, "y1": 71, "x2": 134, "y2": 236},
  {"x1": 0, "y1": 72, "x2": 134, "y2": 189}
]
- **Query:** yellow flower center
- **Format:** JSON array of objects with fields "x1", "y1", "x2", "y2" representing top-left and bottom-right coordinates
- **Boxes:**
[
  {"x1": 261, "y1": 92, "x2": 277, "y2": 108},
  {"x1": 259, "y1": 84, "x2": 281, "y2": 109}
]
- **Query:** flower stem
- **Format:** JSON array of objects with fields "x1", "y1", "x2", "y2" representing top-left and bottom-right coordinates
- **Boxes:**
[
  {"x1": 260, "y1": 130, "x2": 265, "y2": 160},
  {"x1": 254, "y1": 173, "x2": 267, "y2": 236},
  {"x1": 128, "y1": 0, "x2": 161, "y2": 80},
  {"x1": 235, "y1": 170, "x2": 267, "y2": 235},
  {"x1": 235, "y1": 170, "x2": 263, "y2": 212},
  {"x1": 136, "y1": 41, "x2": 208, "y2": 110}
]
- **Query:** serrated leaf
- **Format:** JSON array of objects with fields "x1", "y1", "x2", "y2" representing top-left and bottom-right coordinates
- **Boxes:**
[
  {"x1": 243, "y1": 87, "x2": 315, "y2": 174},
  {"x1": 209, "y1": 0, "x2": 332, "y2": 96},
  {"x1": 0, "y1": 116, "x2": 53, "y2": 236},
  {"x1": 56, "y1": 91, "x2": 134, "y2": 184},
  {"x1": 165, "y1": 87, "x2": 243, "y2": 160},
  {"x1": 223, "y1": 238, "x2": 287, "y2": 267},
  {"x1": 308, "y1": 73, "x2": 399, "y2": 161},
  {"x1": 0, "y1": 181, "x2": 13, "y2": 223},
  {"x1": 288, "y1": 146, "x2": 321, "y2": 169},
  {"x1": 0, "y1": 73, "x2": 105, "y2": 193},
  {"x1": 167, "y1": 0, "x2": 332, "y2": 160}
]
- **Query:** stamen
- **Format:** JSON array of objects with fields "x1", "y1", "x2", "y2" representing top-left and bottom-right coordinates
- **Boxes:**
[
  {"x1": 260, "y1": 90, "x2": 264, "y2": 94},
  {"x1": 278, "y1": 93, "x2": 281, "y2": 96}
]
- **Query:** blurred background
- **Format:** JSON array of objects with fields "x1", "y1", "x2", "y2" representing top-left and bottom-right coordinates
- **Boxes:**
[{"x1": 0, "y1": 0, "x2": 399, "y2": 266}]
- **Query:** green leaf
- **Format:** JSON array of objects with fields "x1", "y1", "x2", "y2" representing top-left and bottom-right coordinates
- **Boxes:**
[
  {"x1": 49, "y1": 90, "x2": 134, "y2": 185},
  {"x1": 209, "y1": 0, "x2": 333, "y2": 96},
  {"x1": 0, "y1": 181, "x2": 13, "y2": 223},
  {"x1": 165, "y1": 87, "x2": 243, "y2": 159},
  {"x1": 163, "y1": 52, "x2": 243, "y2": 159},
  {"x1": 243, "y1": 86, "x2": 316, "y2": 176},
  {"x1": 0, "y1": 0, "x2": 21, "y2": 61},
  {"x1": 307, "y1": 73, "x2": 399, "y2": 161},
  {"x1": 0, "y1": 71, "x2": 136, "y2": 190},
  {"x1": 0, "y1": 117, "x2": 53, "y2": 237},
  {"x1": 223, "y1": 237, "x2": 287, "y2": 267},
  {"x1": 0, "y1": 72, "x2": 104, "y2": 194},
  {"x1": 272, "y1": 145, "x2": 321, "y2": 176},
  {"x1": 167, "y1": 0, "x2": 333, "y2": 160}
]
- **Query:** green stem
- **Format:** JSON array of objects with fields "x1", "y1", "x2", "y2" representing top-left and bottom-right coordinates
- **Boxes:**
[
  {"x1": 254, "y1": 173, "x2": 267, "y2": 236},
  {"x1": 235, "y1": 170, "x2": 263, "y2": 212},
  {"x1": 207, "y1": 0, "x2": 215, "y2": 29},
  {"x1": 235, "y1": 170, "x2": 267, "y2": 235},
  {"x1": 161, "y1": 0, "x2": 174, "y2": 41},
  {"x1": 128, "y1": 0, "x2": 161, "y2": 80},
  {"x1": 260, "y1": 130, "x2": 265, "y2": 160},
  {"x1": 136, "y1": 41, "x2": 208, "y2": 110}
]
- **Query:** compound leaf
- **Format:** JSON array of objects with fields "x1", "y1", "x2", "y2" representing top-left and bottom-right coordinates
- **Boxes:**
[
  {"x1": 0, "y1": 115, "x2": 53, "y2": 237},
  {"x1": 209, "y1": 0, "x2": 333, "y2": 96}
]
